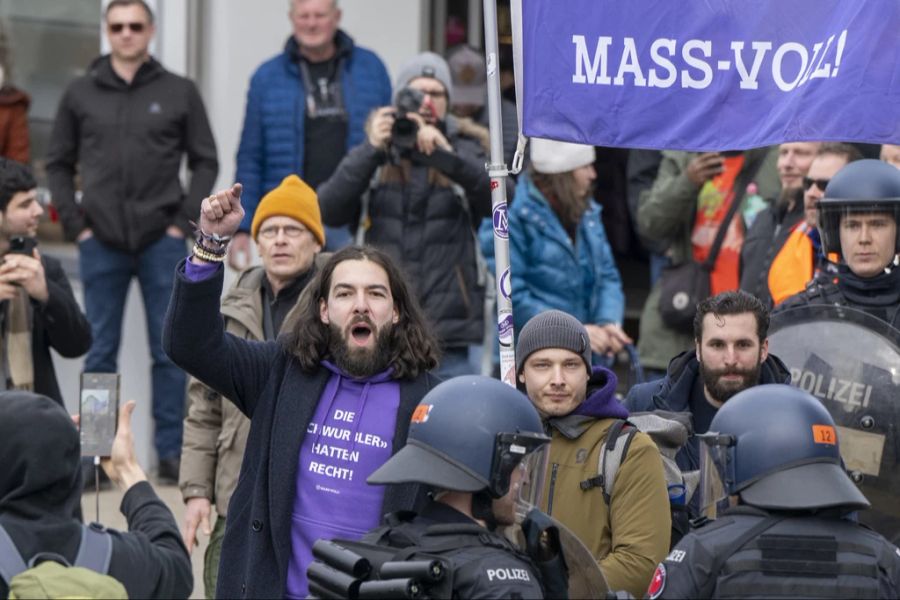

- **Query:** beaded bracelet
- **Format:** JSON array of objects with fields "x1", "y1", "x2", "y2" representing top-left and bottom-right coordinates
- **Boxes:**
[
  {"x1": 195, "y1": 237, "x2": 227, "y2": 257},
  {"x1": 192, "y1": 243, "x2": 227, "y2": 263}
]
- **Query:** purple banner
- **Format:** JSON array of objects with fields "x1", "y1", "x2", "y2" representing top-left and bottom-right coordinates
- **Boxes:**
[{"x1": 520, "y1": 0, "x2": 900, "y2": 151}]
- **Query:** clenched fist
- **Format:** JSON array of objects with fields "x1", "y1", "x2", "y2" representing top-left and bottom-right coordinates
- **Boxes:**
[{"x1": 199, "y1": 183, "x2": 245, "y2": 239}]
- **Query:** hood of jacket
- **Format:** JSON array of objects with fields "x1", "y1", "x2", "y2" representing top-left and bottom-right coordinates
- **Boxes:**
[
  {"x1": 547, "y1": 365, "x2": 629, "y2": 439},
  {"x1": 651, "y1": 349, "x2": 792, "y2": 412},
  {"x1": 88, "y1": 54, "x2": 165, "y2": 91},
  {"x1": 0, "y1": 392, "x2": 82, "y2": 522}
]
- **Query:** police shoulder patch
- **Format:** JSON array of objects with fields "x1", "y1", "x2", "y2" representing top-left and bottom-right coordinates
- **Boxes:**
[{"x1": 647, "y1": 563, "x2": 666, "y2": 599}]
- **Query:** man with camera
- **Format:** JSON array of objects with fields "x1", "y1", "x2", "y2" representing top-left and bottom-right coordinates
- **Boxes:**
[
  {"x1": 318, "y1": 52, "x2": 492, "y2": 378},
  {"x1": 0, "y1": 158, "x2": 90, "y2": 403}
]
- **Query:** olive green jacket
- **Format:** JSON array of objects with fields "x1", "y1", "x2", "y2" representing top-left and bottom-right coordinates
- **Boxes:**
[
  {"x1": 636, "y1": 148, "x2": 781, "y2": 369},
  {"x1": 542, "y1": 416, "x2": 671, "y2": 599}
]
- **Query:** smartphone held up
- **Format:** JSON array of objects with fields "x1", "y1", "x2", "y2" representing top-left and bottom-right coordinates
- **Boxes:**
[{"x1": 79, "y1": 373, "x2": 120, "y2": 457}]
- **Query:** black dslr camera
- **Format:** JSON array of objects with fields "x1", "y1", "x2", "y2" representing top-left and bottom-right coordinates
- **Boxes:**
[{"x1": 390, "y1": 87, "x2": 425, "y2": 156}]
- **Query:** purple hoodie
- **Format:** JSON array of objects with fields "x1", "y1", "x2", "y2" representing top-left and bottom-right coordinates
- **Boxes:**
[
  {"x1": 285, "y1": 361, "x2": 401, "y2": 599},
  {"x1": 575, "y1": 365, "x2": 629, "y2": 420}
]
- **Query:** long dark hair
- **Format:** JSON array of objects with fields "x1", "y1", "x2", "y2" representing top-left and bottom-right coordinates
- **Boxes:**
[
  {"x1": 281, "y1": 245, "x2": 439, "y2": 378},
  {"x1": 529, "y1": 167, "x2": 591, "y2": 237}
]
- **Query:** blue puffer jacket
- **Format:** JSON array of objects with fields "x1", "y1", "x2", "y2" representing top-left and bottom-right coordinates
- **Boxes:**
[
  {"x1": 235, "y1": 31, "x2": 391, "y2": 231},
  {"x1": 482, "y1": 175, "x2": 625, "y2": 332}
]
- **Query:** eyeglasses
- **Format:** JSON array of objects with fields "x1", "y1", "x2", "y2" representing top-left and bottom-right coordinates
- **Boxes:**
[
  {"x1": 108, "y1": 22, "x2": 146, "y2": 34},
  {"x1": 802, "y1": 177, "x2": 830, "y2": 192},
  {"x1": 418, "y1": 89, "x2": 447, "y2": 99},
  {"x1": 258, "y1": 225, "x2": 308, "y2": 239}
]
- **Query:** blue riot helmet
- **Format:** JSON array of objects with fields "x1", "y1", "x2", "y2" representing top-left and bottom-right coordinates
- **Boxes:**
[
  {"x1": 818, "y1": 159, "x2": 900, "y2": 257},
  {"x1": 368, "y1": 376, "x2": 549, "y2": 507},
  {"x1": 698, "y1": 384, "x2": 869, "y2": 518}
]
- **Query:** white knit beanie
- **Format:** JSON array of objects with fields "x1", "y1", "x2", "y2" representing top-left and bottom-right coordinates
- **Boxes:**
[{"x1": 530, "y1": 138, "x2": 596, "y2": 174}]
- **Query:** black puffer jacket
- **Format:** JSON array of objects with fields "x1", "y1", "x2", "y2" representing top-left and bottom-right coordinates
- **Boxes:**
[
  {"x1": 0, "y1": 392, "x2": 192, "y2": 599},
  {"x1": 318, "y1": 118, "x2": 491, "y2": 348},
  {"x1": 47, "y1": 55, "x2": 218, "y2": 252}
]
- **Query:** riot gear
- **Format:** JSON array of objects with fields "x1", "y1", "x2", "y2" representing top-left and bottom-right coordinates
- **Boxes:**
[
  {"x1": 368, "y1": 375, "x2": 550, "y2": 502},
  {"x1": 651, "y1": 383, "x2": 900, "y2": 600},
  {"x1": 769, "y1": 305, "x2": 900, "y2": 542},
  {"x1": 698, "y1": 384, "x2": 869, "y2": 517},
  {"x1": 308, "y1": 377, "x2": 560, "y2": 600},
  {"x1": 818, "y1": 158, "x2": 900, "y2": 256}
]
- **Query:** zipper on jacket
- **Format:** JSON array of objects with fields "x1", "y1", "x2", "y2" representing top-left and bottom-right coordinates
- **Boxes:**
[{"x1": 547, "y1": 463, "x2": 560, "y2": 516}]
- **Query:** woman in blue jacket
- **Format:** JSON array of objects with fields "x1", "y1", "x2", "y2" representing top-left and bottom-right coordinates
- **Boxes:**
[{"x1": 484, "y1": 139, "x2": 630, "y2": 360}]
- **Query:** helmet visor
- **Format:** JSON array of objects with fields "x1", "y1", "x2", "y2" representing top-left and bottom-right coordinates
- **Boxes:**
[
  {"x1": 698, "y1": 433, "x2": 735, "y2": 520},
  {"x1": 489, "y1": 431, "x2": 550, "y2": 498},
  {"x1": 513, "y1": 443, "x2": 549, "y2": 523},
  {"x1": 818, "y1": 202, "x2": 900, "y2": 257}
]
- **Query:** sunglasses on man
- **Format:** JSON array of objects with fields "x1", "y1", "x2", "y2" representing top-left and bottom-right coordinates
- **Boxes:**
[
  {"x1": 802, "y1": 177, "x2": 830, "y2": 192},
  {"x1": 108, "y1": 22, "x2": 146, "y2": 34}
]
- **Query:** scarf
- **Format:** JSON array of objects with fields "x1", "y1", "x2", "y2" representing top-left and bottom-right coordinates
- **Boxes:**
[{"x1": 3, "y1": 286, "x2": 34, "y2": 390}]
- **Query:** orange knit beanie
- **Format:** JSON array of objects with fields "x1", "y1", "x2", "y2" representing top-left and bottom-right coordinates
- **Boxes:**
[{"x1": 250, "y1": 175, "x2": 325, "y2": 244}]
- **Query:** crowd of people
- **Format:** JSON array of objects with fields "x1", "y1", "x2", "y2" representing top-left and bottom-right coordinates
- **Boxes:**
[{"x1": 1, "y1": 0, "x2": 899, "y2": 598}]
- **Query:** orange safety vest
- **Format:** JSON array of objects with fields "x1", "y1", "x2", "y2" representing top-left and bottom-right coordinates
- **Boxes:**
[{"x1": 768, "y1": 222, "x2": 839, "y2": 305}]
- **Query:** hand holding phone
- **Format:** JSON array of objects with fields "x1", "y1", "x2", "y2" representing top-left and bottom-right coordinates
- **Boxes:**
[
  {"x1": 687, "y1": 152, "x2": 725, "y2": 186},
  {"x1": 0, "y1": 244, "x2": 48, "y2": 302},
  {"x1": 100, "y1": 400, "x2": 147, "y2": 490}
]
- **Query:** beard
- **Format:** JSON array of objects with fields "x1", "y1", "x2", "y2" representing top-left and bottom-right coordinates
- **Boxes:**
[
  {"x1": 327, "y1": 319, "x2": 393, "y2": 378},
  {"x1": 699, "y1": 355, "x2": 763, "y2": 404}
]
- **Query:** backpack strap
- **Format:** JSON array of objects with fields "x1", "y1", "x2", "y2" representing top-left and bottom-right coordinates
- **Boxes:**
[
  {"x1": 73, "y1": 523, "x2": 113, "y2": 575},
  {"x1": 581, "y1": 419, "x2": 639, "y2": 505},
  {"x1": 0, "y1": 524, "x2": 28, "y2": 585}
]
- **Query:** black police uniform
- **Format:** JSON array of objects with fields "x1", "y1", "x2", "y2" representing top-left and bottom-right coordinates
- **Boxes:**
[
  {"x1": 775, "y1": 265, "x2": 900, "y2": 328},
  {"x1": 365, "y1": 502, "x2": 546, "y2": 599},
  {"x1": 649, "y1": 506, "x2": 900, "y2": 599}
]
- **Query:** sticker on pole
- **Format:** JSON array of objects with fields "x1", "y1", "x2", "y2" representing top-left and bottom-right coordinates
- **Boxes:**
[
  {"x1": 499, "y1": 268, "x2": 512, "y2": 300},
  {"x1": 493, "y1": 202, "x2": 509, "y2": 239},
  {"x1": 498, "y1": 313, "x2": 514, "y2": 348}
]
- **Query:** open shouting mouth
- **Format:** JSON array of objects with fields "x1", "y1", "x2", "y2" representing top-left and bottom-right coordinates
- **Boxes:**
[{"x1": 348, "y1": 319, "x2": 374, "y2": 347}]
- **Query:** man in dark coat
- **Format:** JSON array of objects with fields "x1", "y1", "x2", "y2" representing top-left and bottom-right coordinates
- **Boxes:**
[
  {"x1": 46, "y1": 0, "x2": 218, "y2": 481},
  {"x1": 625, "y1": 291, "x2": 790, "y2": 471},
  {"x1": 163, "y1": 183, "x2": 441, "y2": 599},
  {"x1": 0, "y1": 158, "x2": 90, "y2": 402}
]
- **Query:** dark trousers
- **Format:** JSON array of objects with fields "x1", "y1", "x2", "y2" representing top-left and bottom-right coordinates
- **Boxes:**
[{"x1": 79, "y1": 234, "x2": 187, "y2": 459}]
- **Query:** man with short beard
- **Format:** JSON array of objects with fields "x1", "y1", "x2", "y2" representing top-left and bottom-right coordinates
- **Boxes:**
[
  {"x1": 625, "y1": 290, "x2": 790, "y2": 471},
  {"x1": 163, "y1": 184, "x2": 440, "y2": 599}
]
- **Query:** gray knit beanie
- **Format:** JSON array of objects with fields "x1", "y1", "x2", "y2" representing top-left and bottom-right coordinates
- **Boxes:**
[
  {"x1": 515, "y1": 310, "x2": 592, "y2": 375},
  {"x1": 394, "y1": 52, "x2": 453, "y2": 102}
]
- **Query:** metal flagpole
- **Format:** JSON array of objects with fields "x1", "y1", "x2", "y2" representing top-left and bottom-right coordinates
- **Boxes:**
[{"x1": 482, "y1": 0, "x2": 516, "y2": 387}]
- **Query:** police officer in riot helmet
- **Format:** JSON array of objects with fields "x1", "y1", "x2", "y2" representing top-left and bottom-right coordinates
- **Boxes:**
[
  {"x1": 647, "y1": 384, "x2": 900, "y2": 599},
  {"x1": 776, "y1": 159, "x2": 900, "y2": 327},
  {"x1": 309, "y1": 376, "x2": 560, "y2": 599}
]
